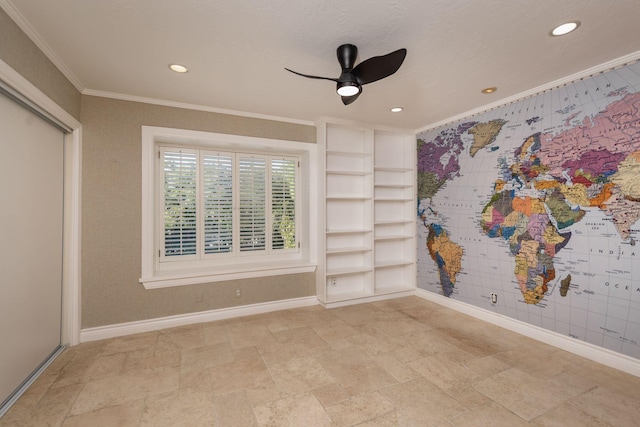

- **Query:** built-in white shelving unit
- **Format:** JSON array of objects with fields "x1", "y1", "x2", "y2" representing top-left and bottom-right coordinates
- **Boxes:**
[
  {"x1": 317, "y1": 122, "x2": 415, "y2": 307},
  {"x1": 372, "y1": 130, "x2": 415, "y2": 297}
]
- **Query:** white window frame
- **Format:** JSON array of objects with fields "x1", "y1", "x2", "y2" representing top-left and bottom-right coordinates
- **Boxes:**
[{"x1": 141, "y1": 126, "x2": 318, "y2": 289}]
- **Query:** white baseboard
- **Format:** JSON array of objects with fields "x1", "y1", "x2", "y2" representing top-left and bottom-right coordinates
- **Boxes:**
[
  {"x1": 416, "y1": 289, "x2": 640, "y2": 377},
  {"x1": 80, "y1": 296, "x2": 319, "y2": 343},
  {"x1": 320, "y1": 290, "x2": 416, "y2": 309}
]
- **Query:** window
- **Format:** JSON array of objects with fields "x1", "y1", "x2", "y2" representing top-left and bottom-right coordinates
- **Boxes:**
[
  {"x1": 160, "y1": 148, "x2": 298, "y2": 260},
  {"x1": 141, "y1": 126, "x2": 317, "y2": 289}
]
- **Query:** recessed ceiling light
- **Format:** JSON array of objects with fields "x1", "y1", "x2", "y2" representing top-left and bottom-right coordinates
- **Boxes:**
[
  {"x1": 169, "y1": 64, "x2": 189, "y2": 73},
  {"x1": 481, "y1": 87, "x2": 497, "y2": 94},
  {"x1": 550, "y1": 21, "x2": 580, "y2": 36},
  {"x1": 390, "y1": 107, "x2": 403, "y2": 113}
]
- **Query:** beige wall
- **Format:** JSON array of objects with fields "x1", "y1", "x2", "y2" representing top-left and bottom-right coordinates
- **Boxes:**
[
  {"x1": 0, "y1": 8, "x2": 81, "y2": 120},
  {"x1": 0, "y1": 6, "x2": 318, "y2": 329},
  {"x1": 80, "y1": 95, "x2": 317, "y2": 328}
]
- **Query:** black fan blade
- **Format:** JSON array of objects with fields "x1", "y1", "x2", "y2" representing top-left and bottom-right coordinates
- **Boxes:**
[
  {"x1": 285, "y1": 68, "x2": 338, "y2": 82},
  {"x1": 342, "y1": 92, "x2": 361, "y2": 105},
  {"x1": 351, "y1": 48, "x2": 407, "y2": 85}
]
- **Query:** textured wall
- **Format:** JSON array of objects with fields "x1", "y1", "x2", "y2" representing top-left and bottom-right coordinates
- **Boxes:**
[
  {"x1": 80, "y1": 95, "x2": 316, "y2": 328},
  {"x1": 0, "y1": 7, "x2": 80, "y2": 120}
]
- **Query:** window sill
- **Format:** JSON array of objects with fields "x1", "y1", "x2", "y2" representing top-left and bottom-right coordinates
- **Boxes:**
[{"x1": 140, "y1": 262, "x2": 317, "y2": 289}]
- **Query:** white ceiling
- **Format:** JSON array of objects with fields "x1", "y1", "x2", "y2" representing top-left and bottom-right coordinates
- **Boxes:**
[{"x1": 4, "y1": 0, "x2": 640, "y2": 130}]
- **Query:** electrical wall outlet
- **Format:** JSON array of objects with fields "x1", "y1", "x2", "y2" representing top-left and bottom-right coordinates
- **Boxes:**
[
  {"x1": 490, "y1": 293, "x2": 497, "y2": 304},
  {"x1": 236, "y1": 288, "x2": 241, "y2": 298}
]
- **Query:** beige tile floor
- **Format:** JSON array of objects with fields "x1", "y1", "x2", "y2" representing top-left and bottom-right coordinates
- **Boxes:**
[{"x1": 2, "y1": 296, "x2": 640, "y2": 426}]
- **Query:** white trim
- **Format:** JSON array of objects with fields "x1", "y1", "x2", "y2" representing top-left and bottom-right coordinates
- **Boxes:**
[
  {"x1": 61, "y1": 127, "x2": 82, "y2": 346},
  {"x1": 141, "y1": 126, "x2": 318, "y2": 289},
  {"x1": 415, "y1": 289, "x2": 640, "y2": 378},
  {"x1": 416, "y1": 49, "x2": 640, "y2": 133},
  {"x1": 0, "y1": 58, "x2": 82, "y2": 346},
  {"x1": 0, "y1": 0, "x2": 85, "y2": 92},
  {"x1": 84, "y1": 89, "x2": 315, "y2": 127},
  {"x1": 141, "y1": 263, "x2": 316, "y2": 289},
  {"x1": 80, "y1": 296, "x2": 319, "y2": 342},
  {"x1": 0, "y1": 58, "x2": 80, "y2": 129},
  {"x1": 315, "y1": 116, "x2": 414, "y2": 134},
  {"x1": 319, "y1": 290, "x2": 415, "y2": 309}
]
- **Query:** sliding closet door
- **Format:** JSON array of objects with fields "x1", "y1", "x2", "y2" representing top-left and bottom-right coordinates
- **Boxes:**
[{"x1": 0, "y1": 91, "x2": 64, "y2": 405}]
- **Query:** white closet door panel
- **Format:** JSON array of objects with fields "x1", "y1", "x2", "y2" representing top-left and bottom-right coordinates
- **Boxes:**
[{"x1": 0, "y1": 92, "x2": 63, "y2": 403}]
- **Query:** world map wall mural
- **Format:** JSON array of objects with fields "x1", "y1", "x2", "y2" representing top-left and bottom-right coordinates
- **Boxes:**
[{"x1": 416, "y1": 60, "x2": 640, "y2": 359}]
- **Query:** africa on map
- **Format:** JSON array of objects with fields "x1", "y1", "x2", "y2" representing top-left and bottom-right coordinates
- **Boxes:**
[{"x1": 417, "y1": 60, "x2": 640, "y2": 359}]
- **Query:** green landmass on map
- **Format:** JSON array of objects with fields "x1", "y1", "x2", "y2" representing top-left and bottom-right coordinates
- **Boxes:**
[
  {"x1": 418, "y1": 172, "x2": 447, "y2": 200},
  {"x1": 560, "y1": 274, "x2": 572, "y2": 297},
  {"x1": 544, "y1": 190, "x2": 586, "y2": 229},
  {"x1": 468, "y1": 119, "x2": 508, "y2": 157}
]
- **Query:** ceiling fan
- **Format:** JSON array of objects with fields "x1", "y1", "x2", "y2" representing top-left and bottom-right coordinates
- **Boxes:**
[{"x1": 285, "y1": 44, "x2": 407, "y2": 105}]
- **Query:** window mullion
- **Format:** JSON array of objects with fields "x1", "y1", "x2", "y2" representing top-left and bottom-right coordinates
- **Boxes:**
[
  {"x1": 296, "y1": 159, "x2": 300, "y2": 249},
  {"x1": 156, "y1": 148, "x2": 164, "y2": 260},
  {"x1": 232, "y1": 153, "x2": 239, "y2": 256},
  {"x1": 266, "y1": 156, "x2": 273, "y2": 254},
  {"x1": 196, "y1": 150, "x2": 204, "y2": 259}
]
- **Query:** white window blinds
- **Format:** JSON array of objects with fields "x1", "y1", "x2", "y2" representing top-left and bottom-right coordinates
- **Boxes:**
[
  {"x1": 159, "y1": 148, "x2": 298, "y2": 261},
  {"x1": 203, "y1": 152, "x2": 233, "y2": 254},
  {"x1": 239, "y1": 156, "x2": 267, "y2": 252},
  {"x1": 162, "y1": 149, "x2": 197, "y2": 257},
  {"x1": 271, "y1": 158, "x2": 297, "y2": 250}
]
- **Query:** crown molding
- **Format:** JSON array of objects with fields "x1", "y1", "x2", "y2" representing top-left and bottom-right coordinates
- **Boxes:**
[
  {"x1": 82, "y1": 89, "x2": 317, "y2": 127},
  {"x1": 0, "y1": 0, "x2": 85, "y2": 92}
]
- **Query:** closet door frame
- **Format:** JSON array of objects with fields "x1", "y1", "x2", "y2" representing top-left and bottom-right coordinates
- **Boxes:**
[{"x1": 0, "y1": 59, "x2": 82, "y2": 348}]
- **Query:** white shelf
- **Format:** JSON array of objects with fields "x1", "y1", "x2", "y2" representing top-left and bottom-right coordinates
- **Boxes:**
[
  {"x1": 375, "y1": 220, "x2": 413, "y2": 225},
  {"x1": 374, "y1": 234, "x2": 413, "y2": 241},
  {"x1": 372, "y1": 130, "x2": 415, "y2": 297},
  {"x1": 326, "y1": 246, "x2": 372, "y2": 254},
  {"x1": 374, "y1": 166, "x2": 412, "y2": 172},
  {"x1": 374, "y1": 184, "x2": 413, "y2": 188},
  {"x1": 327, "y1": 169, "x2": 371, "y2": 176},
  {"x1": 327, "y1": 150, "x2": 371, "y2": 158},
  {"x1": 327, "y1": 196, "x2": 371, "y2": 200},
  {"x1": 326, "y1": 229, "x2": 371, "y2": 235},
  {"x1": 318, "y1": 123, "x2": 415, "y2": 305},
  {"x1": 375, "y1": 260, "x2": 413, "y2": 268},
  {"x1": 326, "y1": 266, "x2": 372, "y2": 276}
]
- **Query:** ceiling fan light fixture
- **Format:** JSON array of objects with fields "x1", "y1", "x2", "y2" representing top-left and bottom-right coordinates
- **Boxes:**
[{"x1": 336, "y1": 81, "x2": 360, "y2": 97}]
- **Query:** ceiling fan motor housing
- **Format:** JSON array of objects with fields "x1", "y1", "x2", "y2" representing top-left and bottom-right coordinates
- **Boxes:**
[{"x1": 337, "y1": 44, "x2": 358, "y2": 71}]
